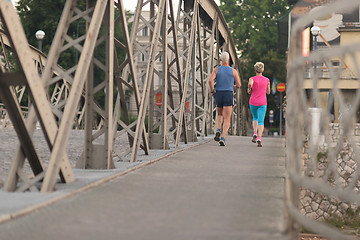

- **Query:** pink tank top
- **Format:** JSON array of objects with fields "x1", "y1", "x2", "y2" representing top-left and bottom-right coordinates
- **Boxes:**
[{"x1": 249, "y1": 75, "x2": 269, "y2": 106}]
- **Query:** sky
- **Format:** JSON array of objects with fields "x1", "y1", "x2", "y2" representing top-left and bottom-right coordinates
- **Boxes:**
[
  {"x1": 12, "y1": 0, "x2": 220, "y2": 11},
  {"x1": 123, "y1": 0, "x2": 221, "y2": 12}
]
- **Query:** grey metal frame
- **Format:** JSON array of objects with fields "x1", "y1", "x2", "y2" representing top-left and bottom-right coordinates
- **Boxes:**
[
  {"x1": 0, "y1": 0, "x2": 244, "y2": 191},
  {"x1": 0, "y1": 0, "x2": 76, "y2": 192}
]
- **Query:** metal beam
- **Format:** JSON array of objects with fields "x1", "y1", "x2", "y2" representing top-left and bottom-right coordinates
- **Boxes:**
[
  {"x1": 42, "y1": 0, "x2": 108, "y2": 191},
  {"x1": 130, "y1": 0, "x2": 167, "y2": 162},
  {"x1": 175, "y1": 0, "x2": 199, "y2": 147},
  {"x1": 0, "y1": 0, "x2": 245, "y2": 191},
  {"x1": 114, "y1": 0, "x2": 150, "y2": 156},
  {"x1": 0, "y1": 0, "x2": 75, "y2": 192}
]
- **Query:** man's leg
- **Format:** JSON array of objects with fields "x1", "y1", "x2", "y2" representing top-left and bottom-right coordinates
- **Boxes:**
[
  {"x1": 216, "y1": 107, "x2": 223, "y2": 131},
  {"x1": 221, "y1": 106, "x2": 233, "y2": 138},
  {"x1": 214, "y1": 107, "x2": 223, "y2": 141}
]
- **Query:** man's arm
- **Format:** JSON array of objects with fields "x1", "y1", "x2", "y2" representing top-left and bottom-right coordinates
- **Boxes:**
[
  {"x1": 233, "y1": 69, "x2": 241, "y2": 89},
  {"x1": 208, "y1": 68, "x2": 217, "y2": 95}
]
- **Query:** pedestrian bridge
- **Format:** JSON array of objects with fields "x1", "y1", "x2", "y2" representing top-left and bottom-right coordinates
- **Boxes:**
[
  {"x1": 1, "y1": 0, "x2": 360, "y2": 239},
  {"x1": 0, "y1": 0, "x2": 245, "y2": 193}
]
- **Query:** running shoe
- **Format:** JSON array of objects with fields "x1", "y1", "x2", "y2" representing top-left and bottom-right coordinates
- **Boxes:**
[
  {"x1": 257, "y1": 138, "x2": 262, "y2": 147},
  {"x1": 252, "y1": 134, "x2": 257, "y2": 143},
  {"x1": 214, "y1": 130, "x2": 221, "y2": 141},
  {"x1": 219, "y1": 137, "x2": 225, "y2": 146}
]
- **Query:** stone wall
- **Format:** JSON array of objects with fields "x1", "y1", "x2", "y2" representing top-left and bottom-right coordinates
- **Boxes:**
[
  {"x1": 328, "y1": 123, "x2": 360, "y2": 142},
  {"x1": 300, "y1": 123, "x2": 360, "y2": 220}
]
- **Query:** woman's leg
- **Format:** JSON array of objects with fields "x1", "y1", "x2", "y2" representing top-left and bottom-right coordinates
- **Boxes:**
[
  {"x1": 258, "y1": 125, "x2": 264, "y2": 138},
  {"x1": 253, "y1": 120, "x2": 258, "y2": 135},
  {"x1": 257, "y1": 105, "x2": 267, "y2": 139},
  {"x1": 249, "y1": 104, "x2": 258, "y2": 135}
]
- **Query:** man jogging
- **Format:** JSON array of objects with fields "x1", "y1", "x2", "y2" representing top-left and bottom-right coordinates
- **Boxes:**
[{"x1": 208, "y1": 52, "x2": 241, "y2": 146}]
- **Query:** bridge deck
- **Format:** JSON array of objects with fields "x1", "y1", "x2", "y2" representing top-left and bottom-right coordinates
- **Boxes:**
[{"x1": 0, "y1": 136, "x2": 288, "y2": 240}]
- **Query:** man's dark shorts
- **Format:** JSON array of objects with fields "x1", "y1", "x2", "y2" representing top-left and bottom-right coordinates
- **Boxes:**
[{"x1": 214, "y1": 91, "x2": 234, "y2": 107}]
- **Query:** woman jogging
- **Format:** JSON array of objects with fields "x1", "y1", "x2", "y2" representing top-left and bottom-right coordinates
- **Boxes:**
[
  {"x1": 248, "y1": 62, "x2": 270, "y2": 147},
  {"x1": 208, "y1": 52, "x2": 241, "y2": 146}
]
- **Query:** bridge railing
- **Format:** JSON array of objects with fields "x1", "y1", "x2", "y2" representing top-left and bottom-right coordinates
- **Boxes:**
[{"x1": 286, "y1": 0, "x2": 360, "y2": 239}]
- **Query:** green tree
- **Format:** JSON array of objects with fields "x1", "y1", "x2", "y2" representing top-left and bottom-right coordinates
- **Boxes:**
[
  {"x1": 16, "y1": 0, "x2": 65, "y2": 54},
  {"x1": 16, "y1": 0, "x2": 86, "y2": 69},
  {"x1": 220, "y1": 0, "x2": 293, "y2": 127},
  {"x1": 15, "y1": 0, "x2": 131, "y2": 108},
  {"x1": 220, "y1": 0, "x2": 291, "y2": 78}
]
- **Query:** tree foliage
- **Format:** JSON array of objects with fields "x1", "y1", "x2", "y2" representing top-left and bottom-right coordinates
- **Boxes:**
[
  {"x1": 16, "y1": 0, "x2": 129, "y2": 69},
  {"x1": 16, "y1": 0, "x2": 86, "y2": 69},
  {"x1": 219, "y1": 0, "x2": 292, "y2": 80},
  {"x1": 16, "y1": 0, "x2": 67, "y2": 55},
  {"x1": 15, "y1": 0, "x2": 131, "y2": 108},
  {"x1": 220, "y1": 0, "x2": 293, "y2": 128}
]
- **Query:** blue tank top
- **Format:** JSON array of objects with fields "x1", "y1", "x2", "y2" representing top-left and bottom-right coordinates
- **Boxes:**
[{"x1": 216, "y1": 66, "x2": 234, "y2": 91}]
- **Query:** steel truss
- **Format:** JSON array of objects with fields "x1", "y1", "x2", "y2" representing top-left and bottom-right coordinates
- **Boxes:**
[
  {"x1": 0, "y1": 0, "x2": 244, "y2": 191},
  {"x1": 0, "y1": 30, "x2": 80, "y2": 129}
]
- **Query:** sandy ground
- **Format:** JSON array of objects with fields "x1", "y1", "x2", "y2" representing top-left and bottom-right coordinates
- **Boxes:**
[
  {"x1": 299, "y1": 234, "x2": 328, "y2": 240},
  {"x1": 0, "y1": 128, "x2": 131, "y2": 184}
]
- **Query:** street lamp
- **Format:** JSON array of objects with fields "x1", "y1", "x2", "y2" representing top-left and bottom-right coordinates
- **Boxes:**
[
  {"x1": 310, "y1": 25, "x2": 320, "y2": 51},
  {"x1": 34, "y1": 30, "x2": 45, "y2": 129},
  {"x1": 35, "y1": 30, "x2": 45, "y2": 52},
  {"x1": 310, "y1": 25, "x2": 320, "y2": 107},
  {"x1": 309, "y1": 25, "x2": 322, "y2": 144}
]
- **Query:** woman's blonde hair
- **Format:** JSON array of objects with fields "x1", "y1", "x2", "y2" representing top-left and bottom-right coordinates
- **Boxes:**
[{"x1": 254, "y1": 62, "x2": 264, "y2": 73}]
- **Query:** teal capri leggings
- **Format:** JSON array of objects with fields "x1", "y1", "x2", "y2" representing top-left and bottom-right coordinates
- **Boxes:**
[{"x1": 249, "y1": 104, "x2": 267, "y2": 126}]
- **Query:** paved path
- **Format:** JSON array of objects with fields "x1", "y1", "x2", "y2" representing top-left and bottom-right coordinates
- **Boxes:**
[{"x1": 0, "y1": 136, "x2": 288, "y2": 240}]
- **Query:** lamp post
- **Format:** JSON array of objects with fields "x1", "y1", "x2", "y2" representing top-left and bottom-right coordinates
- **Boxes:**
[
  {"x1": 310, "y1": 25, "x2": 321, "y2": 145},
  {"x1": 311, "y1": 26, "x2": 320, "y2": 47},
  {"x1": 34, "y1": 30, "x2": 45, "y2": 128},
  {"x1": 311, "y1": 26, "x2": 320, "y2": 73},
  {"x1": 35, "y1": 30, "x2": 45, "y2": 52},
  {"x1": 310, "y1": 25, "x2": 320, "y2": 107}
]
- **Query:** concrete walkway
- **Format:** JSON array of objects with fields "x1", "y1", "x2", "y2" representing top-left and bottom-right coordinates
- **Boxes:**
[{"x1": 0, "y1": 136, "x2": 288, "y2": 240}]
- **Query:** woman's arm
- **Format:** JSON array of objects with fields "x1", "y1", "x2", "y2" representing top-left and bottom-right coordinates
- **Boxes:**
[
  {"x1": 266, "y1": 82, "x2": 270, "y2": 95},
  {"x1": 247, "y1": 78, "x2": 253, "y2": 94}
]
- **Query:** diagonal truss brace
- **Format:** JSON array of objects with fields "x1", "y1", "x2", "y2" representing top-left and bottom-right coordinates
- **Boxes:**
[{"x1": 0, "y1": 0, "x2": 75, "y2": 192}]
